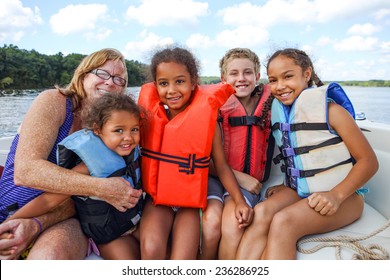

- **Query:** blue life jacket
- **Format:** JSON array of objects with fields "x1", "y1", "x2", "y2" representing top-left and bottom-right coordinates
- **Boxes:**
[
  {"x1": 271, "y1": 82, "x2": 355, "y2": 197},
  {"x1": 57, "y1": 129, "x2": 143, "y2": 244}
]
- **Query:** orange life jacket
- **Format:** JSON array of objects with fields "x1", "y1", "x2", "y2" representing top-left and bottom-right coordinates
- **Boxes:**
[
  {"x1": 139, "y1": 82, "x2": 234, "y2": 210},
  {"x1": 219, "y1": 84, "x2": 273, "y2": 182}
]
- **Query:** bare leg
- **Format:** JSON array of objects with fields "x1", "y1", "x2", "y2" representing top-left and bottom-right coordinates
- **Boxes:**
[
  {"x1": 198, "y1": 199, "x2": 223, "y2": 260},
  {"x1": 140, "y1": 198, "x2": 174, "y2": 260},
  {"x1": 99, "y1": 231, "x2": 140, "y2": 260},
  {"x1": 218, "y1": 197, "x2": 245, "y2": 260},
  {"x1": 236, "y1": 187, "x2": 299, "y2": 259},
  {"x1": 262, "y1": 193, "x2": 364, "y2": 259},
  {"x1": 170, "y1": 208, "x2": 200, "y2": 260},
  {"x1": 27, "y1": 218, "x2": 88, "y2": 259}
]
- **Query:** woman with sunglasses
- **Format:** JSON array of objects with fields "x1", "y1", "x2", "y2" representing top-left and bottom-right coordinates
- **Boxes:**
[{"x1": 0, "y1": 48, "x2": 140, "y2": 260}]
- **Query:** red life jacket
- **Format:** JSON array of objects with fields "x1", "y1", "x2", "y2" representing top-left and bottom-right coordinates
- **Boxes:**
[
  {"x1": 139, "y1": 82, "x2": 234, "y2": 210},
  {"x1": 219, "y1": 84, "x2": 273, "y2": 182}
]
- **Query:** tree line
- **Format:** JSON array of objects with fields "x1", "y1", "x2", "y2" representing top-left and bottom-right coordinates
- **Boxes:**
[
  {"x1": 1, "y1": 44, "x2": 389, "y2": 90},
  {"x1": 0, "y1": 44, "x2": 148, "y2": 90}
]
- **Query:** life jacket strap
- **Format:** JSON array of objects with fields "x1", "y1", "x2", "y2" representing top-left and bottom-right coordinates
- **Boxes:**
[
  {"x1": 281, "y1": 158, "x2": 353, "y2": 178},
  {"x1": 228, "y1": 116, "x2": 265, "y2": 127},
  {"x1": 273, "y1": 137, "x2": 343, "y2": 164},
  {"x1": 272, "y1": 122, "x2": 329, "y2": 132},
  {"x1": 141, "y1": 148, "x2": 210, "y2": 175}
]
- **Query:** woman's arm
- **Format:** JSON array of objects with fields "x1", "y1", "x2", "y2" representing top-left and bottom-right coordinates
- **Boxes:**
[
  {"x1": 5, "y1": 194, "x2": 70, "y2": 221},
  {"x1": 0, "y1": 198, "x2": 75, "y2": 260},
  {"x1": 13, "y1": 90, "x2": 137, "y2": 211}
]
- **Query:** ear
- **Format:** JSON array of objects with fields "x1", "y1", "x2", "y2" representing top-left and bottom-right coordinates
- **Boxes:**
[
  {"x1": 304, "y1": 67, "x2": 312, "y2": 83},
  {"x1": 220, "y1": 75, "x2": 227, "y2": 84},
  {"x1": 92, "y1": 123, "x2": 100, "y2": 135},
  {"x1": 255, "y1": 72, "x2": 261, "y2": 82}
]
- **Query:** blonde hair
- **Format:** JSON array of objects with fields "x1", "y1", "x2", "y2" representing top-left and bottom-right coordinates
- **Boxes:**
[
  {"x1": 219, "y1": 48, "x2": 260, "y2": 79},
  {"x1": 58, "y1": 48, "x2": 127, "y2": 112}
]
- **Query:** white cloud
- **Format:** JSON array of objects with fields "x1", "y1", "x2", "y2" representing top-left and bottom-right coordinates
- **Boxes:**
[
  {"x1": 0, "y1": 0, "x2": 43, "y2": 42},
  {"x1": 50, "y1": 4, "x2": 108, "y2": 35},
  {"x1": 218, "y1": 0, "x2": 390, "y2": 27},
  {"x1": 215, "y1": 26, "x2": 269, "y2": 48},
  {"x1": 374, "y1": 8, "x2": 390, "y2": 20},
  {"x1": 316, "y1": 36, "x2": 333, "y2": 46},
  {"x1": 347, "y1": 23, "x2": 381, "y2": 36},
  {"x1": 124, "y1": 32, "x2": 175, "y2": 62},
  {"x1": 125, "y1": 0, "x2": 209, "y2": 27},
  {"x1": 84, "y1": 28, "x2": 112, "y2": 42},
  {"x1": 380, "y1": 41, "x2": 390, "y2": 53},
  {"x1": 333, "y1": 36, "x2": 379, "y2": 52},
  {"x1": 186, "y1": 33, "x2": 213, "y2": 49}
]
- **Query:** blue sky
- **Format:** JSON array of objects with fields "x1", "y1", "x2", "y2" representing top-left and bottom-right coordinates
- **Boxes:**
[{"x1": 1, "y1": 0, "x2": 389, "y2": 81}]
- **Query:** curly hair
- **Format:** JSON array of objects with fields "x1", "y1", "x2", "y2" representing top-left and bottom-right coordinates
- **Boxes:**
[
  {"x1": 149, "y1": 46, "x2": 200, "y2": 85},
  {"x1": 81, "y1": 93, "x2": 140, "y2": 131}
]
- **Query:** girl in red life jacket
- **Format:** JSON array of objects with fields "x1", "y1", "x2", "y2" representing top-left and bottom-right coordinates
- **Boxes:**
[{"x1": 138, "y1": 46, "x2": 253, "y2": 260}]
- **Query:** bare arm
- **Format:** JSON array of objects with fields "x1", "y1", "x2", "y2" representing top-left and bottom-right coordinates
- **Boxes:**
[
  {"x1": 0, "y1": 198, "x2": 75, "y2": 260},
  {"x1": 13, "y1": 90, "x2": 137, "y2": 211},
  {"x1": 307, "y1": 103, "x2": 379, "y2": 215},
  {"x1": 6, "y1": 194, "x2": 69, "y2": 221},
  {"x1": 211, "y1": 126, "x2": 253, "y2": 227},
  {"x1": 232, "y1": 169, "x2": 262, "y2": 195}
]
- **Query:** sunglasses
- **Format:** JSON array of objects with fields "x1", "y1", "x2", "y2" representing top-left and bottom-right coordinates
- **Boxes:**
[{"x1": 90, "y1": 69, "x2": 127, "y2": 87}]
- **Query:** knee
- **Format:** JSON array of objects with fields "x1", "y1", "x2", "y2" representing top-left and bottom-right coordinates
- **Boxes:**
[
  {"x1": 269, "y1": 210, "x2": 294, "y2": 236},
  {"x1": 202, "y1": 209, "x2": 222, "y2": 241},
  {"x1": 140, "y1": 233, "x2": 166, "y2": 259},
  {"x1": 253, "y1": 203, "x2": 274, "y2": 225}
]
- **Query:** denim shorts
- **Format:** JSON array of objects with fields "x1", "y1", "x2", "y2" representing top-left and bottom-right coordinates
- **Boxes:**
[{"x1": 207, "y1": 175, "x2": 260, "y2": 208}]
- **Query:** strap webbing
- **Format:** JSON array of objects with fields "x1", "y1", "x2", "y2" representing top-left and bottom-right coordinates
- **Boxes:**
[
  {"x1": 281, "y1": 158, "x2": 353, "y2": 178},
  {"x1": 141, "y1": 148, "x2": 210, "y2": 175}
]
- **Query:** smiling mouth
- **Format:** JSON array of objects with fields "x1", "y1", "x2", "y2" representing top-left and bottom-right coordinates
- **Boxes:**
[
  {"x1": 168, "y1": 96, "x2": 181, "y2": 102},
  {"x1": 280, "y1": 91, "x2": 292, "y2": 98}
]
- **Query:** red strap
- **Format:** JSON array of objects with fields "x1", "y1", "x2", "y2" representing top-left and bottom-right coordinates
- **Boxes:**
[{"x1": 0, "y1": 165, "x2": 4, "y2": 177}]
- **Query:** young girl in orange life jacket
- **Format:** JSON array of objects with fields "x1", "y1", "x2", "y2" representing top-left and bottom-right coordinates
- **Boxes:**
[{"x1": 138, "y1": 46, "x2": 253, "y2": 260}]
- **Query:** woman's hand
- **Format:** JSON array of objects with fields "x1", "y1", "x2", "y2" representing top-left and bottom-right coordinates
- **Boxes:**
[
  {"x1": 0, "y1": 219, "x2": 41, "y2": 260},
  {"x1": 99, "y1": 177, "x2": 143, "y2": 212}
]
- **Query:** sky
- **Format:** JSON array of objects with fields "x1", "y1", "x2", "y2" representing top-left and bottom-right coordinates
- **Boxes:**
[{"x1": 1, "y1": 0, "x2": 390, "y2": 81}]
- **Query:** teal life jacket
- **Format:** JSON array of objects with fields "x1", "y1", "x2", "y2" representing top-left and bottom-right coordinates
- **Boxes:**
[
  {"x1": 57, "y1": 129, "x2": 143, "y2": 244},
  {"x1": 271, "y1": 82, "x2": 355, "y2": 197}
]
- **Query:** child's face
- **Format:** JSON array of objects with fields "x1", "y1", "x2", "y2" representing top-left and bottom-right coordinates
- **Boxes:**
[
  {"x1": 155, "y1": 62, "x2": 194, "y2": 118},
  {"x1": 267, "y1": 55, "x2": 311, "y2": 106},
  {"x1": 222, "y1": 58, "x2": 260, "y2": 100},
  {"x1": 94, "y1": 110, "x2": 140, "y2": 157}
]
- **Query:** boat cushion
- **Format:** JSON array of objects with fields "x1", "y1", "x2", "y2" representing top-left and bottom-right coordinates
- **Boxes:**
[{"x1": 262, "y1": 175, "x2": 390, "y2": 260}]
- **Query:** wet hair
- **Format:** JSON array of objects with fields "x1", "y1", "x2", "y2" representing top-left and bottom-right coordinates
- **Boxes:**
[
  {"x1": 58, "y1": 48, "x2": 128, "y2": 112},
  {"x1": 266, "y1": 48, "x2": 323, "y2": 87},
  {"x1": 219, "y1": 48, "x2": 261, "y2": 78},
  {"x1": 81, "y1": 92, "x2": 140, "y2": 131},
  {"x1": 149, "y1": 46, "x2": 200, "y2": 85}
]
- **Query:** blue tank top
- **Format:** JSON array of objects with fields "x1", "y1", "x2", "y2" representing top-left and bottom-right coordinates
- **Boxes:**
[{"x1": 0, "y1": 97, "x2": 74, "y2": 222}]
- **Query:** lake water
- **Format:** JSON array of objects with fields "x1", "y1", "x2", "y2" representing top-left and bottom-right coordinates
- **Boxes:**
[{"x1": 0, "y1": 86, "x2": 389, "y2": 138}]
